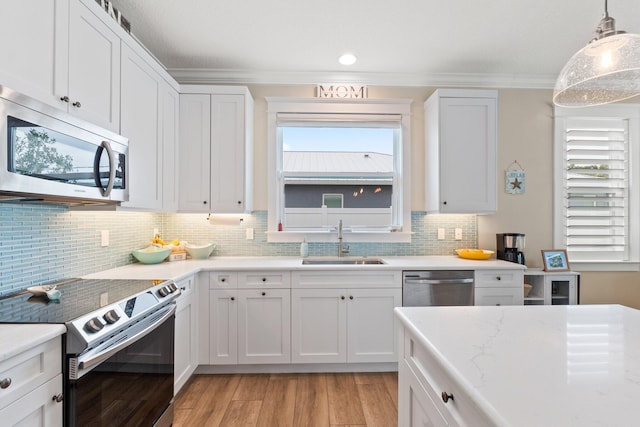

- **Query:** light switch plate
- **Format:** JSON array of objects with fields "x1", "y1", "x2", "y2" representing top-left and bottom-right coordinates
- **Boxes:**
[
  {"x1": 455, "y1": 228, "x2": 463, "y2": 240},
  {"x1": 101, "y1": 230, "x2": 109, "y2": 247},
  {"x1": 437, "y1": 228, "x2": 445, "y2": 240}
]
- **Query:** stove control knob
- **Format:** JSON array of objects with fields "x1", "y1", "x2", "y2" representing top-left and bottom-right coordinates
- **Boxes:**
[
  {"x1": 103, "y1": 309, "x2": 120, "y2": 324},
  {"x1": 158, "y1": 287, "x2": 169, "y2": 297},
  {"x1": 84, "y1": 317, "x2": 104, "y2": 333},
  {"x1": 168, "y1": 283, "x2": 178, "y2": 292}
]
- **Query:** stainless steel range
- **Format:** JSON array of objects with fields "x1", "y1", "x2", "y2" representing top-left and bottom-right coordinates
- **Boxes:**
[{"x1": 0, "y1": 278, "x2": 181, "y2": 427}]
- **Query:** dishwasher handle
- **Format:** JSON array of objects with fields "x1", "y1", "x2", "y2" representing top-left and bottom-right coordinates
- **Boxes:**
[{"x1": 404, "y1": 278, "x2": 474, "y2": 285}]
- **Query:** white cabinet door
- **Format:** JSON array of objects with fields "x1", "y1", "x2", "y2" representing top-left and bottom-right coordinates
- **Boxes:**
[
  {"x1": 179, "y1": 94, "x2": 211, "y2": 212},
  {"x1": 425, "y1": 89, "x2": 497, "y2": 213},
  {"x1": 120, "y1": 43, "x2": 161, "y2": 210},
  {"x1": 209, "y1": 289, "x2": 238, "y2": 364},
  {"x1": 399, "y1": 361, "x2": 448, "y2": 427},
  {"x1": 0, "y1": 375, "x2": 63, "y2": 427},
  {"x1": 211, "y1": 94, "x2": 248, "y2": 213},
  {"x1": 237, "y1": 289, "x2": 290, "y2": 364},
  {"x1": 347, "y1": 288, "x2": 401, "y2": 363},
  {"x1": 0, "y1": 0, "x2": 62, "y2": 106},
  {"x1": 174, "y1": 275, "x2": 197, "y2": 394},
  {"x1": 64, "y1": 0, "x2": 120, "y2": 132},
  {"x1": 291, "y1": 288, "x2": 347, "y2": 363},
  {"x1": 161, "y1": 82, "x2": 180, "y2": 212}
]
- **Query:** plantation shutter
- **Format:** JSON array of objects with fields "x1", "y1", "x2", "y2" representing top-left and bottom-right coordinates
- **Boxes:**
[{"x1": 561, "y1": 117, "x2": 629, "y2": 261}]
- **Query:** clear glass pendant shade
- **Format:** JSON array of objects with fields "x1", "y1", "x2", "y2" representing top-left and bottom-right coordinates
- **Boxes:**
[{"x1": 553, "y1": 33, "x2": 640, "y2": 107}]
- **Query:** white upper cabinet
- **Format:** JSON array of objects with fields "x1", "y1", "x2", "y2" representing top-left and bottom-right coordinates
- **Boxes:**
[
  {"x1": 425, "y1": 89, "x2": 498, "y2": 214},
  {"x1": 0, "y1": 0, "x2": 120, "y2": 133},
  {"x1": 120, "y1": 43, "x2": 161, "y2": 210},
  {"x1": 179, "y1": 86, "x2": 253, "y2": 213}
]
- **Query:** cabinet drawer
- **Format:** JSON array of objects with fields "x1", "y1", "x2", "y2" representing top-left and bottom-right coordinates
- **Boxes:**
[
  {"x1": 0, "y1": 374, "x2": 62, "y2": 426},
  {"x1": 209, "y1": 272, "x2": 238, "y2": 289},
  {"x1": 404, "y1": 333, "x2": 494, "y2": 426},
  {"x1": 475, "y1": 270, "x2": 522, "y2": 287},
  {"x1": 0, "y1": 337, "x2": 61, "y2": 410},
  {"x1": 238, "y1": 271, "x2": 291, "y2": 288},
  {"x1": 474, "y1": 287, "x2": 523, "y2": 306},
  {"x1": 292, "y1": 270, "x2": 402, "y2": 288}
]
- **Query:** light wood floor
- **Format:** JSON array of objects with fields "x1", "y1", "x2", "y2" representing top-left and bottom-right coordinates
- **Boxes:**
[{"x1": 173, "y1": 372, "x2": 398, "y2": 427}]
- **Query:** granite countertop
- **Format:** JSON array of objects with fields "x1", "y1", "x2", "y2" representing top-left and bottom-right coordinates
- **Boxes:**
[
  {"x1": 0, "y1": 324, "x2": 66, "y2": 363},
  {"x1": 82, "y1": 255, "x2": 525, "y2": 281},
  {"x1": 395, "y1": 304, "x2": 640, "y2": 426}
]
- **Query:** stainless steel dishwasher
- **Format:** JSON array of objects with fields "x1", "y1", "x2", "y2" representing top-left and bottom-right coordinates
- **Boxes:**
[{"x1": 402, "y1": 271, "x2": 474, "y2": 306}]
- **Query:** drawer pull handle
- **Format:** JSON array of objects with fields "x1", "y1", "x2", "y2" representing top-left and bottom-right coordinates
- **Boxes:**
[
  {"x1": 52, "y1": 393, "x2": 63, "y2": 403},
  {"x1": 0, "y1": 378, "x2": 11, "y2": 389},
  {"x1": 60, "y1": 96, "x2": 69, "y2": 103},
  {"x1": 441, "y1": 391, "x2": 454, "y2": 403},
  {"x1": 72, "y1": 101, "x2": 81, "y2": 108}
]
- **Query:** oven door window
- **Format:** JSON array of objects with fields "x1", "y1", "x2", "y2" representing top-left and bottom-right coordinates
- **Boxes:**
[
  {"x1": 70, "y1": 315, "x2": 174, "y2": 426},
  {"x1": 8, "y1": 116, "x2": 125, "y2": 190}
]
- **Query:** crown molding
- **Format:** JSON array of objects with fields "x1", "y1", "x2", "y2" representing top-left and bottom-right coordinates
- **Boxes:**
[{"x1": 168, "y1": 68, "x2": 557, "y2": 89}]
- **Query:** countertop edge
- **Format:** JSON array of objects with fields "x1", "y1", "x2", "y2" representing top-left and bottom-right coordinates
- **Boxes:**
[{"x1": 0, "y1": 324, "x2": 66, "y2": 363}]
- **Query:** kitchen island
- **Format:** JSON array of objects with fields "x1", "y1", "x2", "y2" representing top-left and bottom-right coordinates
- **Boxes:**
[{"x1": 395, "y1": 304, "x2": 640, "y2": 426}]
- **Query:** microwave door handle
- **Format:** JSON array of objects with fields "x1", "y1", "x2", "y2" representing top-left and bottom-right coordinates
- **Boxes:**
[{"x1": 93, "y1": 141, "x2": 116, "y2": 197}]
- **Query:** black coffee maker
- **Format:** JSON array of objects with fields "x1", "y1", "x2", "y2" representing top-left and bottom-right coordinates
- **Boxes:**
[{"x1": 496, "y1": 233, "x2": 526, "y2": 265}]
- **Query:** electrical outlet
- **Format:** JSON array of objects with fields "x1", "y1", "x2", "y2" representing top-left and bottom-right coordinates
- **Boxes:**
[
  {"x1": 100, "y1": 230, "x2": 109, "y2": 247},
  {"x1": 455, "y1": 228, "x2": 463, "y2": 240},
  {"x1": 437, "y1": 228, "x2": 445, "y2": 240},
  {"x1": 246, "y1": 228, "x2": 254, "y2": 240}
]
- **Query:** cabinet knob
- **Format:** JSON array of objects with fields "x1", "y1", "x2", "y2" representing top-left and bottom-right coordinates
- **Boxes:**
[
  {"x1": 443, "y1": 201, "x2": 447, "y2": 205},
  {"x1": 349, "y1": 295, "x2": 354, "y2": 300},
  {"x1": 237, "y1": 201, "x2": 242, "y2": 205},
  {"x1": 72, "y1": 101, "x2": 81, "y2": 108},
  {"x1": 441, "y1": 391, "x2": 454, "y2": 403},
  {"x1": 261, "y1": 292, "x2": 266, "y2": 296},
  {"x1": 203, "y1": 201, "x2": 207, "y2": 205},
  {"x1": 262, "y1": 277, "x2": 267, "y2": 282},
  {"x1": 496, "y1": 276, "x2": 501, "y2": 281},
  {"x1": 0, "y1": 378, "x2": 11, "y2": 389},
  {"x1": 52, "y1": 393, "x2": 63, "y2": 403},
  {"x1": 221, "y1": 278, "x2": 226, "y2": 282},
  {"x1": 341, "y1": 296, "x2": 345, "y2": 300},
  {"x1": 230, "y1": 297, "x2": 235, "y2": 301},
  {"x1": 60, "y1": 96, "x2": 69, "y2": 103}
]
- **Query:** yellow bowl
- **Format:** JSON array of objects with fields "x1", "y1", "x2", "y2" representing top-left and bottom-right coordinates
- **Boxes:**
[{"x1": 455, "y1": 249, "x2": 494, "y2": 260}]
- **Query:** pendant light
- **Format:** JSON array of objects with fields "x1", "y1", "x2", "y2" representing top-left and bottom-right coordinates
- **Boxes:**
[{"x1": 553, "y1": 0, "x2": 640, "y2": 107}]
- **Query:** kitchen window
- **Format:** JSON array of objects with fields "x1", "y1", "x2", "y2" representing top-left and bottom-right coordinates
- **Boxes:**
[
  {"x1": 266, "y1": 97, "x2": 412, "y2": 242},
  {"x1": 554, "y1": 104, "x2": 640, "y2": 271}
]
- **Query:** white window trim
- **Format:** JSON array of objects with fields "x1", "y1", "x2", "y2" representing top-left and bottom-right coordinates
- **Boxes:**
[
  {"x1": 554, "y1": 104, "x2": 640, "y2": 272},
  {"x1": 266, "y1": 97, "x2": 412, "y2": 243}
]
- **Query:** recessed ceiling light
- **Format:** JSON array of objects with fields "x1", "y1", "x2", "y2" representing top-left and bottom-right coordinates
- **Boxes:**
[{"x1": 338, "y1": 53, "x2": 357, "y2": 66}]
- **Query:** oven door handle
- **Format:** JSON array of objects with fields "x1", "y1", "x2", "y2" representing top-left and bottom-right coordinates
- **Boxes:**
[
  {"x1": 404, "y1": 278, "x2": 474, "y2": 285},
  {"x1": 75, "y1": 304, "x2": 175, "y2": 374}
]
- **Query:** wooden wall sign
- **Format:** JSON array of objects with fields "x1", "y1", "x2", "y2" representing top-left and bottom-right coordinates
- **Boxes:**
[{"x1": 316, "y1": 85, "x2": 368, "y2": 99}]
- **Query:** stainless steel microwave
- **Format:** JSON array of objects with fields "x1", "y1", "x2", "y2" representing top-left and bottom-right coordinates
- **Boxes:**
[{"x1": 0, "y1": 87, "x2": 128, "y2": 204}]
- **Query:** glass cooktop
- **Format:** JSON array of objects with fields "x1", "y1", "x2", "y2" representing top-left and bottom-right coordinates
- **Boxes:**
[{"x1": 0, "y1": 278, "x2": 168, "y2": 324}]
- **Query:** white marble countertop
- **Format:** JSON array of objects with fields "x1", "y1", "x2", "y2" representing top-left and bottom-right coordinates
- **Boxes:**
[
  {"x1": 0, "y1": 324, "x2": 66, "y2": 363},
  {"x1": 395, "y1": 304, "x2": 640, "y2": 426},
  {"x1": 82, "y1": 255, "x2": 525, "y2": 281}
]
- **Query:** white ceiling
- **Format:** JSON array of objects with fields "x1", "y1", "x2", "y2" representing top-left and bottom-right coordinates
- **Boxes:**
[{"x1": 108, "y1": 0, "x2": 640, "y2": 88}]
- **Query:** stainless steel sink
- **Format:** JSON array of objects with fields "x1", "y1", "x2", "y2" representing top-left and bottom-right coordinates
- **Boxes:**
[{"x1": 302, "y1": 257, "x2": 385, "y2": 265}]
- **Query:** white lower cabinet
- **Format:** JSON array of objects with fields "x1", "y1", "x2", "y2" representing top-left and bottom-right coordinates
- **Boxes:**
[
  {"x1": 174, "y1": 275, "x2": 198, "y2": 394},
  {"x1": 474, "y1": 269, "x2": 524, "y2": 306},
  {"x1": 208, "y1": 271, "x2": 291, "y2": 364},
  {"x1": 291, "y1": 288, "x2": 401, "y2": 364},
  {"x1": 0, "y1": 337, "x2": 63, "y2": 426}
]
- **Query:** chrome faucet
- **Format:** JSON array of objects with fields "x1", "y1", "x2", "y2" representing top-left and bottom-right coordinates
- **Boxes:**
[{"x1": 338, "y1": 220, "x2": 350, "y2": 257}]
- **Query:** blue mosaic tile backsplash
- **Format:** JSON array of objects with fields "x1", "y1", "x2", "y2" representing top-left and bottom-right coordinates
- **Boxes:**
[{"x1": 0, "y1": 205, "x2": 476, "y2": 295}]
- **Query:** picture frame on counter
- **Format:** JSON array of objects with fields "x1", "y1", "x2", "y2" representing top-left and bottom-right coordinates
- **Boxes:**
[{"x1": 541, "y1": 249, "x2": 570, "y2": 272}]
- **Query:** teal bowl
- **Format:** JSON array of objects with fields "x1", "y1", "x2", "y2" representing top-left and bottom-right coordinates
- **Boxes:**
[{"x1": 131, "y1": 247, "x2": 172, "y2": 264}]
